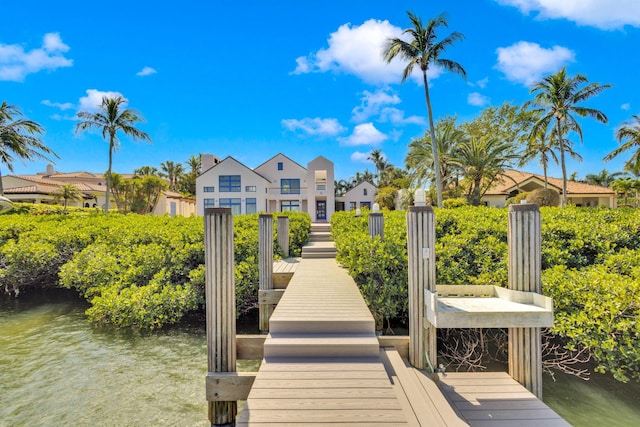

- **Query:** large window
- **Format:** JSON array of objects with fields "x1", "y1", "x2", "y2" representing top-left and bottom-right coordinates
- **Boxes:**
[
  {"x1": 219, "y1": 175, "x2": 241, "y2": 192},
  {"x1": 281, "y1": 178, "x2": 300, "y2": 194},
  {"x1": 246, "y1": 198, "x2": 257, "y2": 214},
  {"x1": 281, "y1": 200, "x2": 300, "y2": 212},
  {"x1": 219, "y1": 198, "x2": 241, "y2": 215},
  {"x1": 204, "y1": 198, "x2": 215, "y2": 208}
]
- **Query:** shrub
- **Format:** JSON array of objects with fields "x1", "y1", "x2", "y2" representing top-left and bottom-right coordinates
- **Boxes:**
[
  {"x1": 442, "y1": 197, "x2": 469, "y2": 209},
  {"x1": 527, "y1": 188, "x2": 560, "y2": 206}
]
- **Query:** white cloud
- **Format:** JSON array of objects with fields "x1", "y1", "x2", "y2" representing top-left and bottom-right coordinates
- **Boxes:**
[
  {"x1": 350, "y1": 151, "x2": 371, "y2": 162},
  {"x1": 0, "y1": 32, "x2": 72, "y2": 82},
  {"x1": 136, "y1": 66, "x2": 157, "y2": 76},
  {"x1": 495, "y1": 0, "x2": 640, "y2": 29},
  {"x1": 50, "y1": 113, "x2": 76, "y2": 121},
  {"x1": 621, "y1": 103, "x2": 631, "y2": 111},
  {"x1": 379, "y1": 107, "x2": 425, "y2": 125},
  {"x1": 338, "y1": 123, "x2": 388, "y2": 146},
  {"x1": 42, "y1": 99, "x2": 75, "y2": 110},
  {"x1": 472, "y1": 77, "x2": 489, "y2": 88},
  {"x1": 468, "y1": 92, "x2": 491, "y2": 107},
  {"x1": 281, "y1": 117, "x2": 346, "y2": 136},
  {"x1": 495, "y1": 41, "x2": 575, "y2": 86},
  {"x1": 78, "y1": 89, "x2": 126, "y2": 112},
  {"x1": 352, "y1": 88, "x2": 401, "y2": 122},
  {"x1": 292, "y1": 19, "x2": 433, "y2": 85}
]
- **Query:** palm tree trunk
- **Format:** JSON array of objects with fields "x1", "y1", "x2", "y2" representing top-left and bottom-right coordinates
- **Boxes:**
[
  {"x1": 105, "y1": 134, "x2": 114, "y2": 213},
  {"x1": 0, "y1": 169, "x2": 4, "y2": 196},
  {"x1": 542, "y1": 159, "x2": 548, "y2": 189},
  {"x1": 423, "y1": 70, "x2": 443, "y2": 207},
  {"x1": 556, "y1": 119, "x2": 567, "y2": 207}
]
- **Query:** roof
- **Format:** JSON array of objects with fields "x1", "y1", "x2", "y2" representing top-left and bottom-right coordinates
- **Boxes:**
[
  {"x1": 486, "y1": 170, "x2": 615, "y2": 196},
  {"x1": 254, "y1": 153, "x2": 307, "y2": 172},
  {"x1": 198, "y1": 156, "x2": 270, "y2": 181}
]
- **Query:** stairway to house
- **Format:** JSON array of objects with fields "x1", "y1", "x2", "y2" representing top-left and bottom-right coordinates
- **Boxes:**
[{"x1": 301, "y1": 223, "x2": 337, "y2": 259}]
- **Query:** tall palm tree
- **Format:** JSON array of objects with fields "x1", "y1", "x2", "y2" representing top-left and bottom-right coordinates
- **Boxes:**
[
  {"x1": 604, "y1": 114, "x2": 640, "y2": 168},
  {"x1": 519, "y1": 127, "x2": 558, "y2": 189},
  {"x1": 383, "y1": 11, "x2": 465, "y2": 207},
  {"x1": 160, "y1": 160, "x2": 185, "y2": 192},
  {"x1": 367, "y1": 149, "x2": 388, "y2": 185},
  {"x1": 75, "y1": 96, "x2": 151, "y2": 213},
  {"x1": 610, "y1": 177, "x2": 637, "y2": 207},
  {"x1": 529, "y1": 67, "x2": 610, "y2": 206},
  {"x1": 186, "y1": 154, "x2": 201, "y2": 176},
  {"x1": 52, "y1": 183, "x2": 83, "y2": 210},
  {"x1": 134, "y1": 165, "x2": 159, "y2": 176},
  {"x1": 0, "y1": 101, "x2": 57, "y2": 195},
  {"x1": 584, "y1": 169, "x2": 623, "y2": 187}
]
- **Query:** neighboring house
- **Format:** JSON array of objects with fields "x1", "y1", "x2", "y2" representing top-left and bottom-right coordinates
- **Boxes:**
[
  {"x1": 336, "y1": 181, "x2": 377, "y2": 212},
  {"x1": 195, "y1": 153, "x2": 335, "y2": 221},
  {"x1": 482, "y1": 170, "x2": 617, "y2": 208},
  {"x1": 1, "y1": 166, "x2": 196, "y2": 216}
]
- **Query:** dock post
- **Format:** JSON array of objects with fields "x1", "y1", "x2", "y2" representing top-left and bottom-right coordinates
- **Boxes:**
[
  {"x1": 507, "y1": 203, "x2": 543, "y2": 398},
  {"x1": 368, "y1": 203, "x2": 384, "y2": 239},
  {"x1": 204, "y1": 208, "x2": 236, "y2": 426},
  {"x1": 407, "y1": 206, "x2": 436, "y2": 370},
  {"x1": 259, "y1": 214, "x2": 274, "y2": 332},
  {"x1": 277, "y1": 215, "x2": 290, "y2": 257}
]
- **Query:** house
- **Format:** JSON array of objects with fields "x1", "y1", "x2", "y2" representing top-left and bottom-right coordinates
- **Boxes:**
[
  {"x1": 335, "y1": 181, "x2": 377, "y2": 211},
  {"x1": 1, "y1": 166, "x2": 196, "y2": 216},
  {"x1": 195, "y1": 153, "x2": 335, "y2": 221},
  {"x1": 482, "y1": 170, "x2": 617, "y2": 208}
]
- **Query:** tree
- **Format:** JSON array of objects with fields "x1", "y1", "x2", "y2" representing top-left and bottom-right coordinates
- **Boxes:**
[
  {"x1": 529, "y1": 67, "x2": 610, "y2": 206},
  {"x1": 585, "y1": 169, "x2": 623, "y2": 187},
  {"x1": 52, "y1": 184, "x2": 83, "y2": 210},
  {"x1": 610, "y1": 177, "x2": 637, "y2": 207},
  {"x1": 519, "y1": 127, "x2": 558, "y2": 189},
  {"x1": 75, "y1": 96, "x2": 151, "y2": 213},
  {"x1": 462, "y1": 102, "x2": 534, "y2": 147},
  {"x1": 383, "y1": 11, "x2": 465, "y2": 207},
  {"x1": 134, "y1": 165, "x2": 160, "y2": 176},
  {"x1": 160, "y1": 160, "x2": 184, "y2": 192},
  {"x1": 604, "y1": 114, "x2": 640, "y2": 169},
  {"x1": 0, "y1": 101, "x2": 57, "y2": 195},
  {"x1": 367, "y1": 149, "x2": 389, "y2": 185}
]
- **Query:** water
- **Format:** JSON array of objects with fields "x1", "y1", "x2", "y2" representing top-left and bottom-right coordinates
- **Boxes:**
[{"x1": 1, "y1": 290, "x2": 639, "y2": 427}]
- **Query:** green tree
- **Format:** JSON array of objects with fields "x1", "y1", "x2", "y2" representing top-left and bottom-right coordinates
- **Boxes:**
[
  {"x1": 160, "y1": 160, "x2": 184, "y2": 192},
  {"x1": 529, "y1": 67, "x2": 610, "y2": 206},
  {"x1": 367, "y1": 149, "x2": 389, "y2": 186},
  {"x1": 585, "y1": 169, "x2": 623, "y2": 187},
  {"x1": 605, "y1": 114, "x2": 640, "y2": 169},
  {"x1": 134, "y1": 165, "x2": 160, "y2": 176},
  {"x1": 0, "y1": 101, "x2": 57, "y2": 195},
  {"x1": 75, "y1": 96, "x2": 151, "y2": 213},
  {"x1": 52, "y1": 184, "x2": 83, "y2": 210},
  {"x1": 462, "y1": 102, "x2": 534, "y2": 147},
  {"x1": 610, "y1": 177, "x2": 638, "y2": 207},
  {"x1": 519, "y1": 127, "x2": 558, "y2": 188},
  {"x1": 383, "y1": 11, "x2": 465, "y2": 208}
]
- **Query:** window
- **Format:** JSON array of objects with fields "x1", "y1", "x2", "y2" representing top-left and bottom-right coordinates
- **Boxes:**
[
  {"x1": 219, "y1": 198, "x2": 241, "y2": 215},
  {"x1": 281, "y1": 178, "x2": 300, "y2": 194},
  {"x1": 277, "y1": 162, "x2": 283, "y2": 171},
  {"x1": 349, "y1": 202, "x2": 357, "y2": 210},
  {"x1": 281, "y1": 200, "x2": 300, "y2": 212},
  {"x1": 246, "y1": 198, "x2": 257, "y2": 214},
  {"x1": 203, "y1": 186, "x2": 215, "y2": 192},
  {"x1": 360, "y1": 201, "x2": 371, "y2": 209},
  {"x1": 204, "y1": 198, "x2": 215, "y2": 208},
  {"x1": 219, "y1": 175, "x2": 241, "y2": 192},
  {"x1": 363, "y1": 188, "x2": 368, "y2": 196},
  {"x1": 245, "y1": 185, "x2": 256, "y2": 192}
]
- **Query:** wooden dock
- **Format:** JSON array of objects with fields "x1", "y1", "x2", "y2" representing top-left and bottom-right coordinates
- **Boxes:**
[{"x1": 230, "y1": 222, "x2": 567, "y2": 426}]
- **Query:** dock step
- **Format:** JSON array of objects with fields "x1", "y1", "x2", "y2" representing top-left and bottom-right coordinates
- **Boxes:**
[
  {"x1": 309, "y1": 231, "x2": 332, "y2": 242},
  {"x1": 270, "y1": 317, "x2": 375, "y2": 335},
  {"x1": 264, "y1": 334, "x2": 380, "y2": 359},
  {"x1": 301, "y1": 241, "x2": 337, "y2": 259}
]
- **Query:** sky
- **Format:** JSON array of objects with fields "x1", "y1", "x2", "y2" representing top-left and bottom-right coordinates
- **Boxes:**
[{"x1": 2, "y1": 0, "x2": 640, "y2": 182}]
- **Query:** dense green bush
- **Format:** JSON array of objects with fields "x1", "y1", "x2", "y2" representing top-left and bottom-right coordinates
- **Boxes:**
[
  {"x1": 332, "y1": 206, "x2": 640, "y2": 382},
  {"x1": 0, "y1": 210, "x2": 310, "y2": 328}
]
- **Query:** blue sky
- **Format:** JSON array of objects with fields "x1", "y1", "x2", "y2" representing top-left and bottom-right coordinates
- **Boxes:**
[{"x1": 2, "y1": 0, "x2": 639, "y2": 182}]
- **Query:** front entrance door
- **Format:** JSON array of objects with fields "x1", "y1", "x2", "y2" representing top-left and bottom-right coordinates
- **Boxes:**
[{"x1": 316, "y1": 200, "x2": 326, "y2": 221}]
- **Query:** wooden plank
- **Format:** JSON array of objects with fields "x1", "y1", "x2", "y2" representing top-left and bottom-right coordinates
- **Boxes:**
[
  {"x1": 236, "y1": 408, "x2": 407, "y2": 423},
  {"x1": 237, "y1": 422, "x2": 408, "y2": 427},
  {"x1": 460, "y1": 408, "x2": 569, "y2": 421},
  {"x1": 258, "y1": 362, "x2": 381, "y2": 372},
  {"x1": 236, "y1": 335, "x2": 265, "y2": 360},
  {"x1": 468, "y1": 420, "x2": 569, "y2": 427},
  {"x1": 256, "y1": 370, "x2": 389, "y2": 380},
  {"x1": 247, "y1": 388, "x2": 397, "y2": 399},
  {"x1": 444, "y1": 391, "x2": 538, "y2": 401},
  {"x1": 452, "y1": 399, "x2": 548, "y2": 411},
  {"x1": 378, "y1": 336, "x2": 409, "y2": 359},
  {"x1": 206, "y1": 372, "x2": 256, "y2": 401},
  {"x1": 258, "y1": 289, "x2": 285, "y2": 305},
  {"x1": 244, "y1": 398, "x2": 403, "y2": 410},
  {"x1": 251, "y1": 378, "x2": 393, "y2": 389}
]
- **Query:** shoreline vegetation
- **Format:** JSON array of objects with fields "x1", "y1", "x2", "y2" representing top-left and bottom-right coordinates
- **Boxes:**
[{"x1": 1, "y1": 203, "x2": 639, "y2": 383}]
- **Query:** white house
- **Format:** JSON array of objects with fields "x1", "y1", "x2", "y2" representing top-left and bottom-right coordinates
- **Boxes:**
[
  {"x1": 336, "y1": 181, "x2": 377, "y2": 211},
  {"x1": 195, "y1": 153, "x2": 335, "y2": 221}
]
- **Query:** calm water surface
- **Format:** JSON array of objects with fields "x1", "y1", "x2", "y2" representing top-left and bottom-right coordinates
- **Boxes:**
[{"x1": 1, "y1": 290, "x2": 639, "y2": 426}]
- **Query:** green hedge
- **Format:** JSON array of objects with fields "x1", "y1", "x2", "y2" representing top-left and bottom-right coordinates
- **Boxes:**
[
  {"x1": 332, "y1": 207, "x2": 640, "y2": 382},
  {"x1": 0, "y1": 210, "x2": 310, "y2": 329}
]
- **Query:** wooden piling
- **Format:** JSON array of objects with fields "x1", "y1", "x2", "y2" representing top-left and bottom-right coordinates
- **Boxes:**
[
  {"x1": 277, "y1": 215, "x2": 290, "y2": 257},
  {"x1": 259, "y1": 214, "x2": 274, "y2": 332},
  {"x1": 204, "y1": 208, "x2": 236, "y2": 426},
  {"x1": 407, "y1": 206, "x2": 436, "y2": 370},
  {"x1": 368, "y1": 212, "x2": 384, "y2": 239},
  {"x1": 507, "y1": 203, "x2": 543, "y2": 399}
]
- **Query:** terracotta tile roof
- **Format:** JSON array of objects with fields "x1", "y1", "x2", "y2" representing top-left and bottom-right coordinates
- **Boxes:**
[{"x1": 486, "y1": 170, "x2": 615, "y2": 195}]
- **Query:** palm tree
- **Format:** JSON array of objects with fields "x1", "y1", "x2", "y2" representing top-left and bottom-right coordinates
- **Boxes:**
[
  {"x1": 0, "y1": 101, "x2": 58, "y2": 195},
  {"x1": 75, "y1": 96, "x2": 151, "y2": 213},
  {"x1": 186, "y1": 154, "x2": 201, "y2": 176},
  {"x1": 604, "y1": 114, "x2": 640, "y2": 168},
  {"x1": 454, "y1": 136, "x2": 519, "y2": 206},
  {"x1": 383, "y1": 11, "x2": 465, "y2": 207},
  {"x1": 367, "y1": 149, "x2": 388, "y2": 185},
  {"x1": 134, "y1": 165, "x2": 159, "y2": 176},
  {"x1": 585, "y1": 169, "x2": 623, "y2": 187},
  {"x1": 610, "y1": 177, "x2": 637, "y2": 207},
  {"x1": 160, "y1": 160, "x2": 185, "y2": 192},
  {"x1": 519, "y1": 127, "x2": 558, "y2": 189},
  {"x1": 52, "y1": 183, "x2": 83, "y2": 210},
  {"x1": 529, "y1": 67, "x2": 610, "y2": 206}
]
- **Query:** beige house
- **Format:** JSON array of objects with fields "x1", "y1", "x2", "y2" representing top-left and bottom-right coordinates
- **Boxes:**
[
  {"x1": 482, "y1": 170, "x2": 617, "y2": 208},
  {"x1": 196, "y1": 153, "x2": 335, "y2": 221},
  {"x1": 336, "y1": 181, "x2": 377, "y2": 212}
]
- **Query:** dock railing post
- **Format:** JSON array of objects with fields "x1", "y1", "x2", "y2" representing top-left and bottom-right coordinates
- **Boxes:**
[
  {"x1": 259, "y1": 214, "x2": 274, "y2": 332},
  {"x1": 508, "y1": 203, "x2": 543, "y2": 398},
  {"x1": 368, "y1": 203, "x2": 384, "y2": 239},
  {"x1": 204, "y1": 208, "x2": 236, "y2": 426},
  {"x1": 277, "y1": 215, "x2": 290, "y2": 258},
  {"x1": 407, "y1": 205, "x2": 436, "y2": 370}
]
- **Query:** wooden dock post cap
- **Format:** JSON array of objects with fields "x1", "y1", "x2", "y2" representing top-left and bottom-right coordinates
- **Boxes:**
[
  {"x1": 205, "y1": 207, "x2": 232, "y2": 215},
  {"x1": 508, "y1": 203, "x2": 539, "y2": 212},
  {"x1": 408, "y1": 205, "x2": 434, "y2": 213}
]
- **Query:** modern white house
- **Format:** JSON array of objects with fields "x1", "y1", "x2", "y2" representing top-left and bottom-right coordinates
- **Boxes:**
[
  {"x1": 335, "y1": 181, "x2": 377, "y2": 212},
  {"x1": 195, "y1": 153, "x2": 335, "y2": 221}
]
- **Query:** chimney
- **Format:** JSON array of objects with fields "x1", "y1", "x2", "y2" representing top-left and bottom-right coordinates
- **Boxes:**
[{"x1": 201, "y1": 154, "x2": 221, "y2": 172}]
